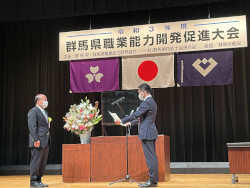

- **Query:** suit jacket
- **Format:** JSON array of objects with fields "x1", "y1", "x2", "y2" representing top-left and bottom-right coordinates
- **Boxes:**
[
  {"x1": 121, "y1": 96, "x2": 158, "y2": 140},
  {"x1": 28, "y1": 106, "x2": 50, "y2": 148}
]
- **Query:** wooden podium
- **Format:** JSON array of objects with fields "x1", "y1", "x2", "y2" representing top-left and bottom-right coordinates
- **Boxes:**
[
  {"x1": 227, "y1": 142, "x2": 250, "y2": 184},
  {"x1": 62, "y1": 135, "x2": 170, "y2": 182},
  {"x1": 62, "y1": 144, "x2": 91, "y2": 182}
]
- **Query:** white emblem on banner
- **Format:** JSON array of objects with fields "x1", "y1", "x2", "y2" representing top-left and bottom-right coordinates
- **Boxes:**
[
  {"x1": 192, "y1": 58, "x2": 218, "y2": 77},
  {"x1": 85, "y1": 66, "x2": 104, "y2": 83}
]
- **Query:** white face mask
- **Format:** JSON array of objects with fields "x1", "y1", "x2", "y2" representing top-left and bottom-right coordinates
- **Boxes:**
[
  {"x1": 42, "y1": 101, "x2": 48, "y2": 108},
  {"x1": 138, "y1": 92, "x2": 144, "y2": 101}
]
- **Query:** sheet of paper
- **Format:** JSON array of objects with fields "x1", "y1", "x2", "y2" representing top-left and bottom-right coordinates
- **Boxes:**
[
  {"x1": 130, "y1": 110, "x2": 134, "y2": 115},
  {"x1": 108, "y1": 111, "x2": 125, "y2": 126}
]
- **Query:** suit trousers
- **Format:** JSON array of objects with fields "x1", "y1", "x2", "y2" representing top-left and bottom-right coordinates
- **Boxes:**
[
  {"x1": 141, "y1": 139, "x2": 159, "y2": 183},
  {"x1": 30, "y1": 144, "x2": 49, "y2": 182}
]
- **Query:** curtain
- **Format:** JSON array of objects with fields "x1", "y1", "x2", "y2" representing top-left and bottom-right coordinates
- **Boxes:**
[{"x1": 0, "y1": 0, "x2": 230, "y2": 22}]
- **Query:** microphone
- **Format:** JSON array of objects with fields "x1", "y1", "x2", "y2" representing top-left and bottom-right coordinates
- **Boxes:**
[{"x1": 111, "y1": 97, "x2": 125, "y2": 105}]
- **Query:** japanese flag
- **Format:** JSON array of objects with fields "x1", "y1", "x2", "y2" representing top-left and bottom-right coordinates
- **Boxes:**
[{"x1": 122, "y1": 54, "x2": 175, "y2": 90}]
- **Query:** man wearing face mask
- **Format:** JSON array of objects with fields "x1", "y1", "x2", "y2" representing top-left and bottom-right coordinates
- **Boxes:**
[
  {"x1": 115, "y1": 84, "x2": 159, "y2": 187},
  {"x1": 28, "y1": 94, "x2": 50, "y2": 187}
]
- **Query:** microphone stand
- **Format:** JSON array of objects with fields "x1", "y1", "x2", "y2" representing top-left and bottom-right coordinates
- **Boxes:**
[{"x1": 109, "y1": 102, "x2": 140, "y2": 186}]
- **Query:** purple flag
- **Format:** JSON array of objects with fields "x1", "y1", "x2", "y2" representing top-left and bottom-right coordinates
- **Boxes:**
[
  {"x1": 70, "y1": 58, "x2": 119, "y2": 93},
  {"x1": 177, "y1": 50, "x2": 233, "y2": 86}
]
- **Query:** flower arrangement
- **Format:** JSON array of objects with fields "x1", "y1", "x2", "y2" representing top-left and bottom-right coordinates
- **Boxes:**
[{"x1": 63, "y1": 97, "x2": 102, "y2": 135}]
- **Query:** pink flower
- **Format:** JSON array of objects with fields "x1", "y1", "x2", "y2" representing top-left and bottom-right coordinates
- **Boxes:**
[
  {"x1": 79, "y1": 125, "x2": 85, "y2": 131},
  {"x1": 89, "y1": 114, "x2": 93, "y2": 119}
]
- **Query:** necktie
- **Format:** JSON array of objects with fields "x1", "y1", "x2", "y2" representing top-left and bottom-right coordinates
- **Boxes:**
[{"x1": 42, "y1": 110, "x2": 48, "y2": 123}]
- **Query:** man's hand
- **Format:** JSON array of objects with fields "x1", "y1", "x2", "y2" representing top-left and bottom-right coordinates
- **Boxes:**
[
  {"x1": 34, "y1": 140, "x2": 40, "y2": 148},
  {"x1": 114, "y1": 119, "x2": 122, "y2": 125},
  {"x1": 124, "y1": 122, "x2": 131, "y2": 127}
]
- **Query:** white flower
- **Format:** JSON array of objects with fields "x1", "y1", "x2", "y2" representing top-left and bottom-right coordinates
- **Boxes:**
[
  {"x1": 88, "y1": 104, "x2": 94, "y2": 110},
  {"x1": 83, "y1": 110, "x2": 89, "y2": 115},
  {"x1": 78, "y1": 102, "x2": 87, "y2": 108}
]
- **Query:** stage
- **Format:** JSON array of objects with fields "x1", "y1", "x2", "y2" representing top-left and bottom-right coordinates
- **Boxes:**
[{"x1": 1, "y1": 174, "x2": 250, "y2": 188}]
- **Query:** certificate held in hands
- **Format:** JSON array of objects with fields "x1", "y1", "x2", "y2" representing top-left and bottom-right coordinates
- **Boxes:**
[{"x1": 108, "y1": 111, "x2": 125, "y2": 126}]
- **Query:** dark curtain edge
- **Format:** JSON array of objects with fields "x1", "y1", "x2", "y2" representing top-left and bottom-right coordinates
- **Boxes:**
[{"x1": 0, "y1": 0, "x2": 231, "y2": 22}]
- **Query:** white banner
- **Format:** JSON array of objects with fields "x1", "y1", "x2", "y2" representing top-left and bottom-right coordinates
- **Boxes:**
[{"x1": 59, "y1": 15, "x2": 247, "y2": 61}]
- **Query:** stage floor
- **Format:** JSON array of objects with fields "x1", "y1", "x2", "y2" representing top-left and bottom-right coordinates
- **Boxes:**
[{"x1": 0, "y1": 174, "x2": 250, "y2": 188}]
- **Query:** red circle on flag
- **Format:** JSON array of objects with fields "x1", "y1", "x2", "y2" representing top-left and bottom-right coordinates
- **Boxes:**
[{"x1": 138, "y1": 60, "x2": 158, "y2": 81}]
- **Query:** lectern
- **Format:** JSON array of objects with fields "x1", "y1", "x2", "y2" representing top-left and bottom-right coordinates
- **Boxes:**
[
  {"x1": 227, "y1": 142, "x2": 250, "y2": 184},
  {"x1": 62, "y1": 135, "x2": 170, "y2": 183},
  {"x1": 62, "y1": 144, "x2": 90, "y2": 182}
]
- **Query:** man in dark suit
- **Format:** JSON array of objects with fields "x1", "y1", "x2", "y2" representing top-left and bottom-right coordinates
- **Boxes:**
[
  {"x1": 28, "y1": 94, "x2": 50, "y2": 187},
  {"x1": 115, "y1": 83, "x2": 159, "y2": 187}
]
